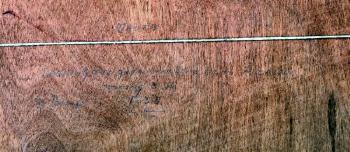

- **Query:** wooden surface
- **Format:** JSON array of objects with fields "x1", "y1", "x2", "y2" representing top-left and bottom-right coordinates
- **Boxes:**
[{"x1": 0, "y1": 0, "x2": 350, "y2": 151}]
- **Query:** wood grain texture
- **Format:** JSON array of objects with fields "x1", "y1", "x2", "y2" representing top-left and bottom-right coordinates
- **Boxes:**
[{"x1": 0, "y1": 0, "x2": 350, "y2": 151}]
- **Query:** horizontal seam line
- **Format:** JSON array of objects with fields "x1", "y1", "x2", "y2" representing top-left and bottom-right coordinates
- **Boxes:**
[{"x1": 1, "y1": 35, "x2": 350, "y2": 47}]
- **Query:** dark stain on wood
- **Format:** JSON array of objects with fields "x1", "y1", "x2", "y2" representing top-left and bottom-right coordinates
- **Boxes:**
[
  {"x1": 328, "y1": 93, "x2": 337, "y2": 152},
  {"x1": 2, "y1": 10, "x2": 16, "y2": 16}
]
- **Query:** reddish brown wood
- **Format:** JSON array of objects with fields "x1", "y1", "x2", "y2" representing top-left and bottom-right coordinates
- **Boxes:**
[{"x1": 0, "y1": 0, "x2": 350, "y2": 151}]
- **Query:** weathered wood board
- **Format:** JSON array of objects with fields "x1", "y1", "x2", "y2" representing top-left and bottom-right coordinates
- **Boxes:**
[{"x1": 0, "y1": 0, "x2": 350, "y2": 151}]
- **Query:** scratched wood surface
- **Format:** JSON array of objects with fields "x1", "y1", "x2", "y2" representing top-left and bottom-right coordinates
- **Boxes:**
[{"x1": 1, "y1": 0, "x2": 350, "y2": 151}]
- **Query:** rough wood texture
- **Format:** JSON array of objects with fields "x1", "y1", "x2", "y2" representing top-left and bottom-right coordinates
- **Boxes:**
[{"x1": 1, "y1": 0, "x2": 350, "y2": 151}]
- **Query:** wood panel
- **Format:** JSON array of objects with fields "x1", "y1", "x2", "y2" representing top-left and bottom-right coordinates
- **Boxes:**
[{"x1": 0, "y1": 0, "x2": 350, "y2": 151}]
